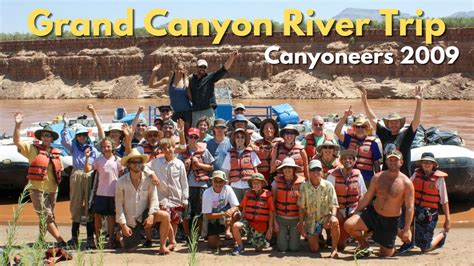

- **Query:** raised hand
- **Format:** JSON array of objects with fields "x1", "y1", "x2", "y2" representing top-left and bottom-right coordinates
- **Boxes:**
[
  {"x1": 231, "y1": 50, "x2": 239, "y2": 58},
  {"x1": 138, "y1": 106, "x2": 145, "y2": 114},
  {"x1": 14, "y1": 112, "x2": 23, "y2": 124},
  {"x1": 152, "y1": 64, "x2": 161, "y2": 72},
  {"x1": 177, "y1": 118, "x2": 184, "y2": 132},
  {"x1": 415, "y1": 85, "x2": 423, "y2": 100},
  {"x1": 343, "y1": 106, "x2": 353, "y2": 117},
  {"x1": 122, "y1": 124, "x2": 132, "y2": 137},
  {"x1": 357, "y1": 85, "x2": 368, "y2": 99},
  {"x1": 86, "y1": 104, "x2": 95, "y2": 113},
  {"x1": 84, "y1": 147, "x2": 91, "y2": 158}
]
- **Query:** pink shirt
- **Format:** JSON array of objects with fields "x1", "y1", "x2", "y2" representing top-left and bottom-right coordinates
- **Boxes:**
[{"x1": 93, "y1": 156, "x2": 122, "y2": 197}]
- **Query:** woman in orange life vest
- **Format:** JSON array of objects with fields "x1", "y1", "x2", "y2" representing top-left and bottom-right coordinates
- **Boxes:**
[
  {"x1": 13, "y1": 112, "x2": 68, "y2": 248},
  {"x1": 252, "y1": 118, "x2": 282, "y2": 187},
  {"x1": 326, "y1": 149, "x2": 367, "y2": 251},
  {"x1": 313, "y1": 140, "x2": 341, "y2": 179},
  {"x1": 270, "y1": 125, "x2": 309, "y2": 179},
  {"x1": 231, "y1": 173, "x2": 274, "y2": 255},
  {"x1": 335, "y1": 108, "x2": 382, "y2": 185},
  {"x1": 272, "y1": 157, "x2": 305, "y2": 252},
  {"x1": 399, "y1": 152, "x2": 450, "y2": 253},
  {"x1": 222, "y1": 128, "x2": 261, "y2": 203}
]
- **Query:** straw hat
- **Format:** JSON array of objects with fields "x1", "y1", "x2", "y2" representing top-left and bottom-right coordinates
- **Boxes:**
[
  {"x1": 279, "y1": 125, "x2": 299, "y2": 137},
  {"x1": 121, "y1": 148, "x2": 149, "y2": 166},
  {"x1": 352, "y1": 116, "x2": 371, "y2": 128},
  {"x1": 339, "y1": 149, "x2": 358, "y2": 159},
  {"x1": 277, "y1": 157, "x2": 301, "y2": 170},
  {"x1": 34, "y1": 125, "x2": 59, "y2": 141},
  {"x1": 316, "y1": 140, "x2": 340, "y2": 155},
  {"x1": 383, "y1": 113, "x2": 406, "y2": 128}
]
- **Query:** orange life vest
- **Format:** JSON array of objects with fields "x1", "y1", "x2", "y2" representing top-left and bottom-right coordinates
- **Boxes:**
[
  {"x1": 139, "y1": 143, "x2": 162, "y2": 160},
  {"x1": 304, "y1": 132, "x2": 334, "y2": 159},
  {"x1": 26, "y1": 144, "x2": 63, "y2": 183},
  {"x1": 243, "y1": 189, "x2": 272, "y2": 222},
  {"x1": 314, "y1": 155, "x2": 341, "y2": 178},
  {"x1": 274, "y1": 174, "x2": 305, "y2": 217},
  {"x1": 276, "y1": 142, "x2": 304, "y2": 174},
  {"x1": 228, "y1": 147, "x2": 256, "y2": 183},
  {"x1": 331, "y1": 168, "x2": 361, "y2": 209},
  {"x1": 413, "y1": 168, "x2": 447, "y2": 209},
  {"x1": 254, "y1": 137, "x2": 282, "y2": 175},
  {"x1": 347, "y1": 135, "x2": 376, "y2": 172},
  {"x1": 181, "y1": 143, "x2": 211, "y2": 182}
]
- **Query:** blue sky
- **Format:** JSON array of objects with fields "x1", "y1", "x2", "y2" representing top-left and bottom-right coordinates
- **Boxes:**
[{"x1": 1, "y1": 0, "x2": 472, "y2": 33}]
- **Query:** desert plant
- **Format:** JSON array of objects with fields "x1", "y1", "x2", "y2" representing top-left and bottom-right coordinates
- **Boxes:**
[{"x1": 187, "y1": 216, "x2": 200, "y2": 266}]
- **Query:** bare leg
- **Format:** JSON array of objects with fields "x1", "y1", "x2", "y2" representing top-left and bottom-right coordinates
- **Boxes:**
[
  {"x1": 232, "y1": 222, "x2": 244, "y2": 246},
  {"x1": 308, "y1": 235, "x2": 320, "y2": 252},
  {"x1": 182, "y1": 219, "x2": 190, "y2": 238},
  {"x1": 154, "y1": 211, "x2": 171, "y2": 254},
  {"x1": 168, "y1": 222, "x2": 178, "y2": 251},
  {"x1": 47, "y1": 222, "x2": 65, "y2": 242},
  {"x1": 327, "y1": 217, "x2": 340, "y2": 258},
  {"x1": 423, "y1": 232, "x2": 446, "y2": 252},
  {"x1": 107, "y1": 215, "x2": 116, "y2": 240},
  {"x1": 344, "y1": 215, "x2": 369, "y2": 249},
  {"x1": 94, "y1": 214, "x2": 103, "y2": 241},
  {"x1": 207, "y1": 235, "x2": 220, "y2": 249},
  {"x1": 379, "y1": 246, "x2": 395, "y2": 257}
]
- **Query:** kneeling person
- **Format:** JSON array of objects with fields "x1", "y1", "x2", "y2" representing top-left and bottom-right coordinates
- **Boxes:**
[
  {"x1": 232, "y1": 173, "x2": 274, "y2": 255},
  {"x1": 297, "y1": 160, "x2": 340, "y2": 258},
  {"x1": 202, "y1": 171, "x2": 240, "y2": 249}
]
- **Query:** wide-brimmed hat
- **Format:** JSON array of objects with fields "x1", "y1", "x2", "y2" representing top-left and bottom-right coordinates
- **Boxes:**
[
  {"x1": 121, "y1": 148, "x2": 149, "y2": 166},
  {"x1": 74, "y1": 126, "x2": 89, "y2": 136},
  {"x1": 34, "y1": 125, "x2": 59, "y2": 141},
  {"x1": 316, "y1": 140, "x2": 340, "y2": 154},
  {"x1": 232, "y1": 114, "x2": 248, "y2": 126},
  {"x1": 352, "y1": 116, "x2": 371, "y2": 128},
  {"x1": 145, "y1": 126, "x2": 160, "y2": 137},
  {"x1": 259, "y1": 118, "x2": 279, "y2": 138},
  {"x1": 231, "y1": 128, "x2": 250, "y2": 147},
  {"x1": 383, "y1": 113, "x2": 406, "y2": 128},
  {"x1": 108, "y1": 124, "x2": 123, "y2": 132},
  {"x1": 277, "y1": 157, "x2": 301, "y2": 170},
  {"x1": 280, "y1": 125, "x2": 299, "y2": 137},
  {"x1": 158, "y1": 105, "x2": 173, "y2": 112},
  {"x1": 211, "y1": 170, "x2": 228, "y2": 182},
  {"x1": 339, "y1": 149, "x2": 358, "y2": 159},
  {"x1": 416, "y1": 152, "x2": 438, "y2": 167},
  {"x1": 234, "y1": 103, "x2": 246, "y2": 111},
  {"x1": 248, "y1": 173, "x2": 268, "y2": 187}
]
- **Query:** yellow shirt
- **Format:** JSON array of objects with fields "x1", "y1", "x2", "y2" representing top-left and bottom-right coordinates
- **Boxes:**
[{"x1": 19, "y1": 142, "x2": 59, "y2": 193}]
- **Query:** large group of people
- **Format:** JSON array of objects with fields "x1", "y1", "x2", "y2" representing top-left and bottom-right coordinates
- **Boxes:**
[{"x1": 12, "y1": 54, "x2": 451, "y2": 259}]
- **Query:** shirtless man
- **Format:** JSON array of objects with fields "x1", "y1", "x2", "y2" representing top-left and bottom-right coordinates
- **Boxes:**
[{"x1": 344, "y1": 150, "x2": 414, "y2": 257}]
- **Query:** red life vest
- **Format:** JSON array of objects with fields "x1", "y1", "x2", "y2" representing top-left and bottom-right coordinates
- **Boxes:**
[
  {"x1": 243, "y1": 189, "x2": 272, "y2": 222},
  {"x1": 274, "y1": 174, "x2": 305, "y2": 217},
  {"x1": 26, "y1": 144, "x2": 63, "y2": 183},
  {"x1": 331, "y1": 168, "x2": 361, "y2": 209},
  {"x1": 228, "y1": 147, "x2": 256, "y2": 183},
  {"x1": 181, "y1": 143, "x2": 211, "y2": 182},
  {"x1": 254, "y1": 137, "x2": 282, "y2": 175},
  {"x1": 139, "y1": 143, "x2": 162, "y2": 160},
  {"x1": 413, "y1": 168, "x2": 447, "y2": 209},
  {"x1": 314, "y1": 155, "x2": 340, "y2": 178},
  {"x1": 347, "y1": 135, "x2": 376, "y2": 172},
  {"x1": 304, "y1": 132, "x2": 334, "y2": 159},
  {"x1": 276, "y1": 142, "x2": 305, "y2": 174}
]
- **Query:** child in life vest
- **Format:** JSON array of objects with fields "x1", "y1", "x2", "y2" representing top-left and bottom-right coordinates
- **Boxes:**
[
  {"x1": 231, "y1": 173, "x2": 274, "y2": 255},
  {"x1": 399, "y1": 152, "x2": 450, "y2": 253}
]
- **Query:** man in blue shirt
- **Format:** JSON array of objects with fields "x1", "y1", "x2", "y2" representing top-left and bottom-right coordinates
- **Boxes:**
[{"x1": 206, "y1": 119, "x2": 232, "y2": 171}]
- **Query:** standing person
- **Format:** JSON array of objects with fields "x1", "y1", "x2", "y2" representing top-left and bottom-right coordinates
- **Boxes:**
[
  {"x1": 13, "y1": 113, "x2": 67, "y2": 247},
  {"x1": 231, "y1": 173, "x2": 274, "y2": 255},
  {"x1": 226, "y1": 103, "x2": 257, "y2": 132},
  {"x1": 133, "y1": 126, "x2": 163, "y2": 160},
  {"x1": 107, "y1": 124, "x2": 126, "y2": 157},
  {"x1": 61, "y1": 123, "x2": 99, "y2": 249},
  {"x1": 297, "y1": 160, "x2": 340, "y2": 258},
  {"x1": 157, "y1": 105, "x2": 177, "y2": 126},
  {"x1": 326, "y1": 149, "x2": 367, "y2": 251},
  {"x1": 253, "y1": 118, "x2": 282, "y2": 186},
  {"x1": 399, "y1": 152, "x2": 450, "y2": 253},
  {"x1": 313, "y1": 140, "x2": 341, "y2": 179},
  {"x1": 115, "y1": 149, "x2": 171, "y2": 254},
  {"x1": 222, "y1": 128, "x2": 261, "y2": 202},
  {"x1": 195, "y1": 116, "x2": 213, "y2": 142},
  {"x1": 178, "y1": 128, "x2": 214, "y2": 240},
  {"x1": 272, "y1": 158, "x2": 305, "y2": 253},
  {"x1": 271, "y1": 125, "x2": 309, "y2": 179},
  {"x1": 202, "y1": 171, "x2": 240, "y2": 249},
  {"x1": 229, "y1": 114, "x2": 261, "y2": 142},
  {"x1": 301, "y1": 115, "x2": 337, "y2": 159},
  {"x1": 129, "y1": 106, "x2": 148, "y2": 148},
  {"x1": 206, "y1": 118, "x2": 232, "y2": 171},
  {"x1": 335, "y1": 110, "x2": 382, "y2": 185},
  {"x1": 84, "y1": 138, "x2": 123, "y2": 249},
  {"x1": 149, "y1": 63, "x2": 192, "y2": 130},
  {"x1": 359, "y1": 86, "x2": 423, "y2": 175},
  {"x1": 344, "y1": 150, "x2": 414, "y2": 258},
  {"x1": 188, "y1": 50, "x2": 239, "y2": 126},
  {"x1": 148, "y1": 138, "x2": 189, "y2": 251}
]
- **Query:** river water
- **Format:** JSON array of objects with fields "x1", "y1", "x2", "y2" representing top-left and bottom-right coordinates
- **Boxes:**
[{"x1": 0, "y1": 98, "x2": 473, "y2": 149}]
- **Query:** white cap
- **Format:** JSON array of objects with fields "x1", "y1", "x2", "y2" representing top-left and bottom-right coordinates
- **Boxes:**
[{"x1": 197, "y1": 59, "x2": 208, "y2": 68}]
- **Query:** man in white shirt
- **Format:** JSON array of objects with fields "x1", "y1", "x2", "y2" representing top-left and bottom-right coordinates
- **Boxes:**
[
  {"x1": 202, "y1": 170, "x2": 240, "y2": 248},
  {"x1": 115, "y1": 149, "x2": 171, "y2": 254}
]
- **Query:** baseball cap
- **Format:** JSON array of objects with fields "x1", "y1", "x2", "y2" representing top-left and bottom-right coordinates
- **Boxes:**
[{"x1": 197, "y1": 59, "x2": 208, "y2": 68}]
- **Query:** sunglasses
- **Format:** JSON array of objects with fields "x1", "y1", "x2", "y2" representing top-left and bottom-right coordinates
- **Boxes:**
[
  {"x1": 137, "y1": 123, "x2": 147, "y2": 127},
  {"x1": 282, "y1": 132, "x2": 297, "y2": 136},
  {"x1": 355, "y1": 125, "x2": 367, "y2": 129},
  {"x1": 160, "y1": 109, "x2": 170, "y2": 113},
  {"x1": 128, "y1": 160, "x2": 143, "y2": 165},
  {"x1": 313, "y1": 123, "x2": 324, "y2": 127},
  {"x1": 421, "y1": 161, "x2": 435, "y2": 164},
  {"x1": 76, "y1": 133, "x2": 88, "y2": 137},
  {"x1": 198, "y1": 66, "x2": 207, "y2": 69},
  {"x1": 310, "y1": 168, "x2": 322, "y2": 172},
  {"x1": 189, "y1": 135, "x2": 199, "y2": 139},
  {"x1": 322, "y1": 146, "x2": 333, "y2": 150},
  {"x1": 214, "y1": 126, "x2": 226, "y2": 129},
  {"x1": 42, "y1": 133, "x2": 53, "y2": 138},
  {"x1": 148, "y1": 133, "x2": 160, "y2": 138}
]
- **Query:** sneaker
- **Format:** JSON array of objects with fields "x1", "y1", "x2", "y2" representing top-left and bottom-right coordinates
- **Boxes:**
[
  {"x1": 66, "y1": 238, "x2": 78, "y2": 250},
  {"x1": 438, "y1": 230, "x2": 448, "y2": 248},
  {"x1": 143, "y1": 239, "x2": 153, "y2": 248},
  {"x1": 354, "y1": 247, "x2": 372, "y2": 259},
  {"x1": 231, "y1": 245, "x2": 245, "y2": 256},
  {"x1": 106, "y1": 238, "x2": 117, "y2": 249},
  {"x1": 85, "y1": 238, "x2": 96, "y2": 250},
  {"x1": 57, "y1": 241, "x2": 68, "y2": 249},
  {"x1": 398, "y1": 241, "x2": 415, "y2": 254}
]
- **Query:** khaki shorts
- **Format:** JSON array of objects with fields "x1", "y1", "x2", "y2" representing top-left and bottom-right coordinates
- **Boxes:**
[
  {"x1": 30, "y1": 189, "x2": 57, "y2": 224},
  {"x1": 69, "y1": 169, "x2": 93, "y2": 223}
]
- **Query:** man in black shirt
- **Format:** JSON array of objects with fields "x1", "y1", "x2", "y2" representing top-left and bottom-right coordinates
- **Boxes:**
[
  {"x1": 359, "y1": 85, "x2": 423, "y2": 175},
  {"x1": 188, "y1": 50, "x2": 239, "y2": 127}
]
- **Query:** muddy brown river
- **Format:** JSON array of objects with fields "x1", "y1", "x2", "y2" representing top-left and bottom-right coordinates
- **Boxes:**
[{"x1": 0, "y1": 98, "x2": 473, "y2": 149}]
